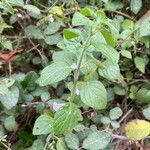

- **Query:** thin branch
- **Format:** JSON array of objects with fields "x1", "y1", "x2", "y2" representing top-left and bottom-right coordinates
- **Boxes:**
[
  {"x1": 70, "y1": 28, "x2": 92, "y2": 102},
  {"x1": 106, "y1": 10, "x2": 136, "y2": 21},
  {"x1": 119, "y1": 108, "x2": 133, "y2": 124}
]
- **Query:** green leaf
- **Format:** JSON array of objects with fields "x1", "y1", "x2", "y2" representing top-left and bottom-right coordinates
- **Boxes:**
[
  {"x1": 100, "y1": 116, "x2": 111, "y2": 125},
  {"x1": 135, "y1": 88, "x2": 150, "y2": 104},
  {"x1": 0, "y1": 2, "x2": 14, "y2": 14},
  {"x1": 109, "y1": 107, "x2": 123, "y2": 120},
  {"x1": 130, "y1": 0, "x2": 142, "y2": 14},
  {"x1": 139, "y1": 18, "x2": 150, "y2": 37},
  {"x1": 105, "y1": 1, "x2": 123, "y2": 11},
  {"x1": 91, "y1": 32, "x2": 107, "y2": 45},
  {"x1": 56, "y1": 138, "x2": 68, "y2": 150},
  {"x1": 25, "y1": 25, "x2": 43, "y2": 39},
  {"x1": 143, "y1": 107, "x2": 150, "y2": 120},
  {"x1": 121, "y1": 19, "x2": 134, "y2": 30},
  {"x1": 4, "y1": 116, "x2": 18, "y2": 132},
  {"x1": 80, "y1": 81, "x2": 107, "y2": 109},
  {"x1": 72, "y1": 12, "x2": 94, "y2": 26},
  {"x1": 0, "y1": 86, "x2": 19, "y2": 109},
  {"x1": 30, "y1": 139, "x2": 45, "y2": 150},
  {"x1": 45, "y1": 33, "x2": 62, "y2": 45},
  {"x1": 52, "y1": 51, "x2": 76, "y2": 65},
  {"x1": 2, "y1": 40, "x2": 13, "y2": 50},
  {"x1": 44, "y1": 22, "x2": 61, "y2": 35},
  {"x1": 81, "y1": 7, "x2": 94, "y2": 17},
  {"x1": 0, "y1": 84, "x2": 8, "y2": 95},
  {"x1": 111, "y1": 121, "x2": 120, "y2": 129},
  {"x1": 83, "y1": 131, "x2": 111, "y2": 150},
  {"x1": 114, "y1": 86, "x2": 126, "y2": 95},
  {"x1": 121, "y1": 50, "x2": 132, "y2": 59},
  {"x1": 9, "y1": 0, "x2": 24, "y2": 7},
  {"x1": 134, "y1": 56, "x2": 145, "y2": 73},
  {"x1": 65, "y1": 132, "x2": 79, "y2": 149},
  {"x1": 53, "y1": 103, "x2": 82, "y2": 135},
  {"x1": 23, "y1": 4, "x2": 41, "y2": 18},
  {"x1": 91, "y1": 43, "x2": 119, "y2": 63},
  {"x1": 21, "y1": 71, "x2": 38, "y2": 91},
  {"x1": 63, "y1": 29, "x2": 80, "y2": 39},
  {"x1": 37, "y1": 62, "x2": 72, "y2": 86},
  {"x1": 33, "y1": 115, "x2": 53, "y2": 135},
  {"x1": 98, "y1": 61, "x2": 120, "y2": 81}
]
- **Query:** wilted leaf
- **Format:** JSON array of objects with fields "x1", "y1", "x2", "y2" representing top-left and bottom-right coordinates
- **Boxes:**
[{"x1": 125, "y1": 119, "x2": 150, "y2": 140}]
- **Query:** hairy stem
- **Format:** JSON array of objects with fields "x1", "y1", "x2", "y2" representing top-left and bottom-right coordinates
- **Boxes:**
[{"x1": 70, "y1": 28, "x2": 92, "y2": 102}]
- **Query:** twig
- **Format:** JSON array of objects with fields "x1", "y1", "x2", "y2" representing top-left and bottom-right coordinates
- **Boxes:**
[
  {"x1": 112, "y1": 134, "x2": 128, "y2": 140},
  {"x1": 106, "y1": 10, "x2": 136, "y2": 21},
  {"x1": 119, "y1": 108, "x2": 133, "y2": 124}
]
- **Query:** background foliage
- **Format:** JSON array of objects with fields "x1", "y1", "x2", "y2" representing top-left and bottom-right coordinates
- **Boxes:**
[{"x1": 0, "y1": 0, "x2": 150, "y2": 149}]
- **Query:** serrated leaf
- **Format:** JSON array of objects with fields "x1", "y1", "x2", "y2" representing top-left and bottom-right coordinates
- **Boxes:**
[
  {"x1": 91, "y1": 43, "x2": 119, "y2": 63},
  {"x1": 53, "y1": 103, "x2": 82, "y2": 135},
  {"x1": 80, "y1": 81, "x2": 107, "y2": 109},
  {"x1": 44, "y1": 22, "x2": 61, "y2": 35},
  {"x1": 25, "y1": 25, "x2": 43, "y2": 39},
  {"x1": 72, "y1": 12, "x2": 94, "y2": 26},
  {"x1": 130, "y1": 0, "x2": 142, "y2": 14},
  {"x1": 37, "y1": 62, "x2": 72, "y2": 86},
  {"x1": 143, "y1": 107, "x2": 150, "y2": 120},
  {"x1": 4, "y1": 116, "x2": 18, "y2": 132},
  {"x1": 65, "y1": 132, "x2": 79, "y2": 149},
  {"x1": 45, "y1": 33, "x2": 62, "y2": 45},
  {"x1": 134, "y1": 56, "x2": 145, "y2": 73},
  {"x1": 109, "y1": 107, "x2": 123, "y2": 120},
  {"x1": 83, "y1": 131, "x2": 111, "y2": 150},
  {"x1": 23, "y1": 4, "x2": 41, "y2": 18},
  {"x1": 125, "y1": 119, "x2": 150, "y2": 140},
  {"x1": 0, "y1": 86, "x2": 19, "y2": 109},
  {"x1": 33, "y1": 115, "x2": 53, "y2": 135},
  {"x1": 52, "y1": 51, "x2": 76, "y2": 65},
  {"x1": 98, "y1": 61, "x2": 120, "y2": 81},
  {"x1": 139, "y1": 18, "x2": 150, "y2": 37}
]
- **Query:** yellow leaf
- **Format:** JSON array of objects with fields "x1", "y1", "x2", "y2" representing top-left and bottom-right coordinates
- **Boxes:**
[{"x1": 125, "y1": 119, "x2": 150, "y2": 140}]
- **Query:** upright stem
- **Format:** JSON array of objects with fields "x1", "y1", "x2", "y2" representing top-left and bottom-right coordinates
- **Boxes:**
[{"x1": 70, "y1": 28, "x2": 92, "y2": 102}]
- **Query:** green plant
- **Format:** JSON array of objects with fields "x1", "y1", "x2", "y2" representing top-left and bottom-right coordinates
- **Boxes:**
[{"x1": 0, "y1": 0, "x2": 150, "y2": 149}]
